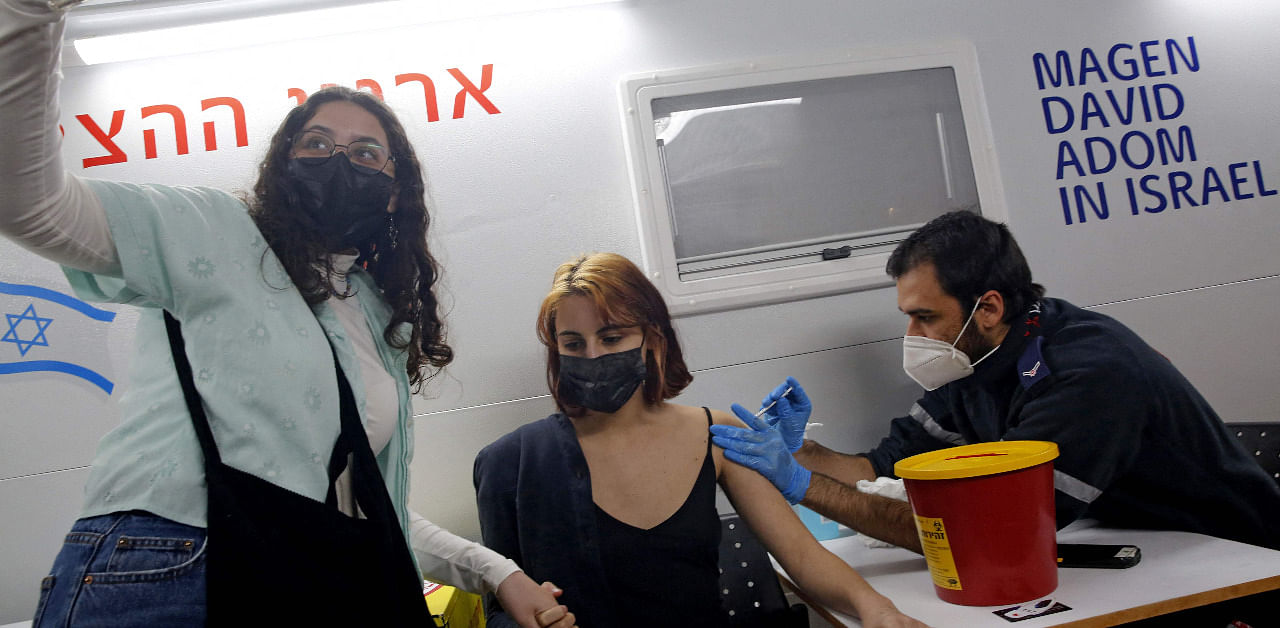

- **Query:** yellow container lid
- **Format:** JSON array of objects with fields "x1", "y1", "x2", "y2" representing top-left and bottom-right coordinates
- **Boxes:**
[{"x1": 895, "y1": 441, "x2": 1059, "y2": 480}]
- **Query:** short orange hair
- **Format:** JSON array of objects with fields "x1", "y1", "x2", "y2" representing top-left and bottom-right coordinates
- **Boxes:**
[{"x1": 536, "y1": 253, "x2": 693, "y2": 416}]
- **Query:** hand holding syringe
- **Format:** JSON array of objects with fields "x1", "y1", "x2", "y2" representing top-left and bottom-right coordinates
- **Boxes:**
[
  {"x1": 755, "y1": 378, "x2": 820, "y2": 453},
  {"x1": 754, "y1": 386, "x2": 793, "y2": 419}
]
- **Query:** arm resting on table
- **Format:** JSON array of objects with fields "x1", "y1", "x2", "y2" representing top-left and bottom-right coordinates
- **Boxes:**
[
  {"x1": 803, "y1": 472, "x2": 923, "y2": 553},
  {"x1": 793, "y1": 443, "x2": 922, "y2": 552}
]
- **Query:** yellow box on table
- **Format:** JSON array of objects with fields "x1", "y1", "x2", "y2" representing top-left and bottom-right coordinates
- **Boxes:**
[{"x1": 423, "y1": 580, "x2": 486, "y2": 628}]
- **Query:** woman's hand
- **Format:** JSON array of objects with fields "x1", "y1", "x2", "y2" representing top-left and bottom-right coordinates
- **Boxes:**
[
  {"x1": 495, "y1": 572, "x2": 576, "y2": 628},
  {"x1": 859, "y1": 599, "x2": 931, "y2": 628}
]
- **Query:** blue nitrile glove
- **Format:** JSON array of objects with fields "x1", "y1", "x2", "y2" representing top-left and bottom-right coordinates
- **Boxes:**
[
  {"x1": 758, "y1": 376, "x2": 812, "y2": 453},
  {"x1": 711, "y1": 404, "x2": 812, "y2": 504}
]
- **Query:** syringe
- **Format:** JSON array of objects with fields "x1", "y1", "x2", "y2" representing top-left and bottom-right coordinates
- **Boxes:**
[{"x1": 755, "y1": 386, "x2": 794, "y2": 419}]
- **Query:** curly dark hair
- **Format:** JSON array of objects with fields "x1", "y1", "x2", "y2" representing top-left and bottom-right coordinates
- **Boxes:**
[
  {"x1": 886, "y1": 210, "x2": 1045, "y2": 323},
  {"x1": 248, "y1": 86, "x2": 452, "y2": 389}
]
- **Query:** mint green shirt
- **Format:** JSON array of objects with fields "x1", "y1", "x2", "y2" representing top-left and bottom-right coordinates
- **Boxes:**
[{"x1": 63, "y1": 179, "x2": 415, "y2": 546}]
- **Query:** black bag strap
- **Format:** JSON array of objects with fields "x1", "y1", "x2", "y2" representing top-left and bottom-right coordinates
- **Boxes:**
[{"x1": 163, "y1": 311, "x2": 365, "y2": 509}]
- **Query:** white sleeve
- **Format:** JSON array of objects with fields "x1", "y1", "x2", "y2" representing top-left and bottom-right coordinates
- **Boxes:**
[
  {"x1": 0, "y1": 0, "x2": 119, "y2": 275},
  {"x1": 410, "y1": 510, "x2": 520, "y2": 595}
]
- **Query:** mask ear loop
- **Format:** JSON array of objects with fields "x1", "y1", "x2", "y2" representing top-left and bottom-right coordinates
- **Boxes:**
[
  {"x1": 950, "y1": 298, "x2": 983, "y2": 351},
  {"x1": 961, "y1": 296, "x2": 1002, "y2": 367}
]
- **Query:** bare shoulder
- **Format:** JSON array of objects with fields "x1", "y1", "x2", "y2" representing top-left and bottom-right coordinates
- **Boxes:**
[
  {"x1": 673, "y1": 404, "x2": 746, "y2": 430},
  {"x1": 708, "y1": 407, "x2": 745, "y2": 428},
  {"x1": 662, "y1": 402, "x2": 724, "y2": 425}
]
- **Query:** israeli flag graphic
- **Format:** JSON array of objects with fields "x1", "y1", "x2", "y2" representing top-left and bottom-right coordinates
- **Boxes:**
[{"x1": 0, "y1": 280, "x2": 117, "y2": 394}]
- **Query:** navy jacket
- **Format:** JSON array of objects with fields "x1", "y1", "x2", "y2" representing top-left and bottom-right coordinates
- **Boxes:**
[
  {"x1": 474, "y1": 414, "x2": 622, "y2": 628},
  {"x1": 865, "y1": 298, "x2": 1280, "y2": 549}
]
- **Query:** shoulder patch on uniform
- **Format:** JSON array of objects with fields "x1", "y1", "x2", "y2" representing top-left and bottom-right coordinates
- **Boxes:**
[{"x1": 1018, "y1": 336, "x2": 1051, "y2": 389}]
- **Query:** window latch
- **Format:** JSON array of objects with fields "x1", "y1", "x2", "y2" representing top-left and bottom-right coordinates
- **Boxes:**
[{"x1": 821, "y1": 245, "x2": 853, "y2": 261}]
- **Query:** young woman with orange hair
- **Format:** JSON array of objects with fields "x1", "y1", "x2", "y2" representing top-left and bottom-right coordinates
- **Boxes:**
[{"x1": 474, "y1": 252, "x2": 926, "y2": 628}]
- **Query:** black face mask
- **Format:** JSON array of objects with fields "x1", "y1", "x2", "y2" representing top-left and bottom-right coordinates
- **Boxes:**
[
  {"x1": 285, "y1": 154, "x2": 394, "y2": 252},
  {"x1": 557, "y1": 347, "x2": 648, "y2": 414}
]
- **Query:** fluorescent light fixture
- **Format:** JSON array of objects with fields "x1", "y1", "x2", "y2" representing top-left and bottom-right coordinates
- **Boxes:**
[{"x1": 69, "y1": 0, "x2": 623, "y2": 65}]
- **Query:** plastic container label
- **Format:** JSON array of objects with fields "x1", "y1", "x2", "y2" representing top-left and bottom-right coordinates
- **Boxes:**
[{"x1": 915, "y1": 515, "x2": 963, "y2": 590}]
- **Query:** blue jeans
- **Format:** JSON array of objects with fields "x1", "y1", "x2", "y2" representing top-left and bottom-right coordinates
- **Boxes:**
[{"x1": 33, "y1": 511, "x2": 207, "y2": 627}]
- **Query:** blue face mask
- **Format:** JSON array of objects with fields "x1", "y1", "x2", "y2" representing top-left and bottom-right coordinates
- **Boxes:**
[
  {"x1": 557, "y1": 347, "x2": 648, "y2": 414},
  {"x1": 286, "y1": 153, "x2": 393, "y2": 252}
]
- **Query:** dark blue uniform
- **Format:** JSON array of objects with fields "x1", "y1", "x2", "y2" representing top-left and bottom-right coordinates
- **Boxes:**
[{"x1": 865, "y1": 298, "x2": 1280, "y2": 549}]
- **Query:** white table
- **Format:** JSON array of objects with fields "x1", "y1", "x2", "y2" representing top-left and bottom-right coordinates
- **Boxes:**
[{"x1": 772, "y1": 520, "x2": 1280, "y2": 627}]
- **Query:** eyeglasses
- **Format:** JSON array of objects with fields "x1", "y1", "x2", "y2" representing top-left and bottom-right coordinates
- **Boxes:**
[{"x1": 291, "y1": 130, "x2": 394, "y2": 174}]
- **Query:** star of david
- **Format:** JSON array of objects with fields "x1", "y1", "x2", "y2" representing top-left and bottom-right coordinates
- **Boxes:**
[{"x1": 2, "y1": 303, "x2": 54, "y2": 356}]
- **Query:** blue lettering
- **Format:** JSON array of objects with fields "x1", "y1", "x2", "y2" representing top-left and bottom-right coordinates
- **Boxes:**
[
  {"x1": 1229, "y1": 162, "x2": 1254, "y2": 200},
  {"x1": 1140, "y1": 40, "x2": 1165, "y2": 76},
  {"x1": 1034, "y1": 37, "x2": 1198, "y2": 90},
  {"x1": 1126, "y1": 177, "x2": 1140, "y2": 215},
  {"x1": 1108, "y1": 43, "x2": 1139, "y2": 80},
  {"x1": 1079, "y1": 47, "x2": 1107, "y2": 85},
  {"x1": 1077, "y1": 182, "x2": 1109, "y2": 221},
  {"x1": 1060, "y1": 183, "x2": 1110, "y2": 224},
  {"x1": 1080, "y1": 92, "x2": 1108, "y2": 131},
  {"x1": 1060, "y1": 187, "x2": 1075, "y2": 225},
  {"x1": 1167, "y1": 37, "x2": 1200, "y2": 75},
  {"x1": 1256, "y1": 160, "x2": 1278, "y2": 197},
  {"x1": 1201, "y1": 167, "x2": 1228, "y2": 205},
  {"x1": 1056, "y1": 141, "x2": 1085, "y2": 179},
  {"x1": 1061, "y1": 184, "x2": 1110, "y2": 224},
  {"x1": 1153, "y1": 84, "x2": 1184, "y2": 120},
  {"x1": 1085, "y1": 137, "x2": 1117, "y2": 174},
  {"x1": 1156, "y1": 126, "x2": 1196, "y2": 164},
  {"x1": 1168, "y1": 171, "x2": 1197, "y2": 209},
  {"x1": 1034, "y1": 51, "x2": 1075, "y2": 89},
  {"x1": 1140, "y1": 174, "x2": 1167, "y2": 213},
  {"x1": 1105, "y1": 87, "x2": 1138, "y2": 125},
  {"x1": 1120, "y1": 131, "x2": 1155, "y2": 169},
  {"x1": 1042, "y1": 96, "x2": 1074, "y2": 134},
  {"x1": 1049, "y1": 85, "x2": 1164, "y2": 133}
]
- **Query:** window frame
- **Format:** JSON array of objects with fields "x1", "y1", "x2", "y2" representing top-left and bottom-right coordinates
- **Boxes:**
[{"x1": 618, "y1": 43, "x2": 1008, "y2": 316}]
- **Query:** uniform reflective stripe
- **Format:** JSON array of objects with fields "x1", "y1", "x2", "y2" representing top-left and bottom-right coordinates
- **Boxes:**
[
  {"x1": 909, "y1": 403, "x2": 965, "y2": 445},
  {"x1": 1054, "y1": 469, "x2": 1103, "y2": 503}
]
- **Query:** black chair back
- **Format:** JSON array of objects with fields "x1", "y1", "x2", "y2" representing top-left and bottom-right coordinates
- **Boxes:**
[
  {"x1": 718, "y1": 513, "x2": 808, "y2": 628},
  {"x1": 1227, "y1": 422, "x2": 1280, "y2": 486}
]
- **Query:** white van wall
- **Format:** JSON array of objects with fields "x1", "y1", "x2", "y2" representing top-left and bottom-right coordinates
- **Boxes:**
[{"x1": 3, "y1": 0, "x2": 1278, "y2": 621}]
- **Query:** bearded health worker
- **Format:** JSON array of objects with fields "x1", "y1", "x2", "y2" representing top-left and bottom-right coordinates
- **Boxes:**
[{"x1": 711, "y1": 210, "x2": 1280, "y2": 553}]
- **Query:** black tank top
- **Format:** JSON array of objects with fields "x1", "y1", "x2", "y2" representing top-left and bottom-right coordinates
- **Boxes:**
[{"x1": 593, "y1": 408, "x2": 728, "y2": 628}]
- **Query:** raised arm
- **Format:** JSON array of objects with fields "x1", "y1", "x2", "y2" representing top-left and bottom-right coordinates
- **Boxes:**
[
  {"x1": 0, "y1": 0, "x2": 119, "y2": 274},
  {"x1": 712, "y1": 410, "x2": 928, "y2": 628}
]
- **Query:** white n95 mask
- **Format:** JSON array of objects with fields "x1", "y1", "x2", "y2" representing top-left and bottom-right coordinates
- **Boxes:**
[{"x1": 902, "y1": 300, "x2": 999, "y2": 391}]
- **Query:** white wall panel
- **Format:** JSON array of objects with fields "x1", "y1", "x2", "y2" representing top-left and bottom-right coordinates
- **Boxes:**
[
  {"x1": 409, "y1": 395, "x2": 558, "y2": 541},
  {"x1": 0, "y1": 468, "x2": 90, "y2": 624}
]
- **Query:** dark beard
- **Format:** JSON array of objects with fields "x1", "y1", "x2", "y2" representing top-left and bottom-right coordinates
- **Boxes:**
[{"x1": 956, "y1": 323, "x2": 998, "y2": 364}]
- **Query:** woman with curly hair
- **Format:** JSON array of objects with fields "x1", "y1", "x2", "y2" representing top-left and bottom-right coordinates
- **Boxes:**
[{"x1": 1, "y1": 3, "x2": 572, "y2": 626}]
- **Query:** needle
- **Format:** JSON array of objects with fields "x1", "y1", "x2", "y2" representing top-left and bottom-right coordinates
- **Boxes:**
[{"x1": 755, "y1": 386, "x2": 794, "y2": 418}]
